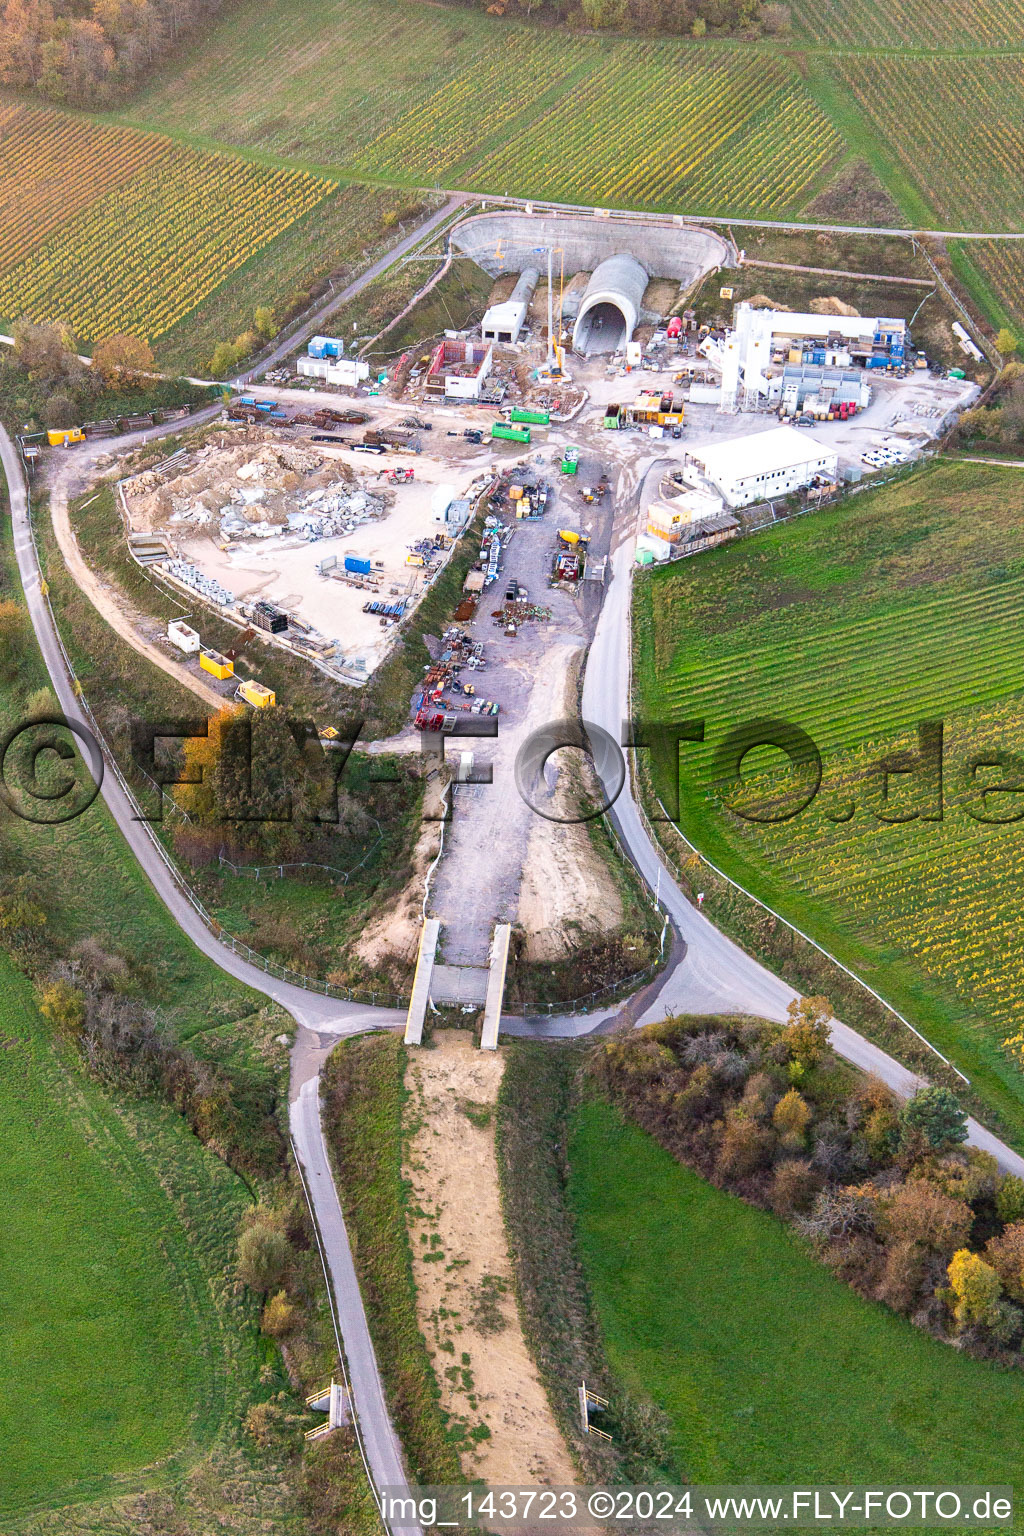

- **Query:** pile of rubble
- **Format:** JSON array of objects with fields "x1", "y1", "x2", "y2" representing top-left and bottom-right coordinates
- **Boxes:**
[{"x1": 123, "y1": 430, "x2": 391, "y2": 547}]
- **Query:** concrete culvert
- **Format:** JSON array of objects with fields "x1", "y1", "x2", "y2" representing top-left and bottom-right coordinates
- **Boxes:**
[{"x1": 572, "y1": 253, "x2": 649, "y2": 356}]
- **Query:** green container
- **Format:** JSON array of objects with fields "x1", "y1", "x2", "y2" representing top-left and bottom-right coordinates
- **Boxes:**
[
  {"x1": 510, "y1": 407, "x2": 550, "y2": 426},
  {"x1": 949, "y1": 367, "x2": 967, "y2": 380},
  {"x1": 492, "y1": 423, "x2": 531, "y2": 444},
  {"x1": 561, "y1": 448, "x2": 579, "y2": 474}
]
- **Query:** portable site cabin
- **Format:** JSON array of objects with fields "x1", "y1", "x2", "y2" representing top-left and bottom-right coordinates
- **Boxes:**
[
  {"x1": 238, "y1": 680, "x2": 275, "y2": 708},
  {"x1": 167, "y1": 620, "x2": 200, "y2": 655},
  {"x1": 199, "y1": 648, "x2": 234, "y2": 680}
]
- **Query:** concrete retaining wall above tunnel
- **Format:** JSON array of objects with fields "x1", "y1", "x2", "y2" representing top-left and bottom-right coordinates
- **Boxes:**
[
  {"x1": 572, "y1": 253, "x2": 648, "y2": 354},
  {"x1": 449, "y1": 210, "x2": 733, "y2": 287}
]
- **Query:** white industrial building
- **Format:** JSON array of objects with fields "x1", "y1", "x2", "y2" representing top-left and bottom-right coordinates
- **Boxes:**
[
  {"x1": 706, "y1": 303, "x2": 907, "y2": 411},
  {"x1": 481, "y1": 267, "x2": 538, "y2": 345},
  {"x1": 297, "y1": 355, "x2": 370, "y2": 386},
  {"x1": 683, "y1": 425, "x2": 838, "y2": 508}
]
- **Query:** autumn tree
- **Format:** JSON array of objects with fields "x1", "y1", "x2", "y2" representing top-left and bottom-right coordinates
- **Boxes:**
[
  {"x1": 91, "y1": 332, "x2": 154, "y2": 387},
  {"x1": 996, "y1": 327, "x2": 1019, "y2": 358},
  {"x1": 253, "y1": 305, "x2": 276, "y2": 341},
  {"x1": 37, "y1": 978, "x2": 86, "y2": 1038},
  {"x1": 947, "y1": 1249, "x2": 1002, "y2": 1328},
  {"x1": 772, "y1": 1087, "x2": 812, "y2": 1149},
  {"x1": 784, "y1": 994, "x2": 831, "y2": 1070},
  {"x1": 12, "y1": 317, "x2": 81, "y2": 382},
  {"x1": 985, "y1": 1222, "x2": 1024, "y2": 1301},
  {"x1": 882, "y1": 1178, "x2": 972, "y2": 1256},
  {"x1": 262, "y1": 1289, "x2": 298, "y2": 1337}
]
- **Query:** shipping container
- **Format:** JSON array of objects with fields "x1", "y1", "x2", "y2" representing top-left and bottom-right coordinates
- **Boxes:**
[
  {"x1": 344, "y1": 554, "x2": 372, "y2": 575},
  {"x1": 492, "y1": 423, "x2": 531, "y2": 443},
  {"x1": 510, "y1": 407, "x2": 550, "y2": 426},
  {"x1": 200, "y1": 649, "x2": 234, "y2": 680}
]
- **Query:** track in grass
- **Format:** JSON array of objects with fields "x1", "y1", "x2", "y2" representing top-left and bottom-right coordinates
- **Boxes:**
[{"x1": 632, "y1": 459, "x2": 1024, "y2": 1113}]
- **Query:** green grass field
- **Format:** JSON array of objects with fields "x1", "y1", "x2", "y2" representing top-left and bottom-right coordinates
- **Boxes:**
[
  {"x1": 633, "y1": 460, "x2": 1024, "y2": 1143},
  {"x1": 570, "y1": 1096, "x2": 1024, "y2": 1490},
  {"x1": 0, "y1": 953, "x2": 242, "y2": 1514}
]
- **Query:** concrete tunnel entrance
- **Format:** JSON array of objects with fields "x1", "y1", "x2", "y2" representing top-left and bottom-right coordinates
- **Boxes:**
[
  {"x1": 571, "y1": 252, "x2": 649, "y2": 358},
  {"x1": 573, "y1": 301, "x2": 628, "y2": 355}
]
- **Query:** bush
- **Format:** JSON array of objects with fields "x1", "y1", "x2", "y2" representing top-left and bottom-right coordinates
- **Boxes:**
[
  {"x1": 882, "y1": 1179, "x2": 972, "y2": 1255},
  {"x1": 770, "y1": 1158, "x2": 819, "y2": 1216},
  {"x1": 985, "y1": 1221, "x2": 1024, "y2": 1301},
  {"x1": 262, "y1": 1289, "x2": 299, "y2": 1337},
  {"x1": 237, "y1": 1210, "x2": 293, "y2": 1293},
  {"x1": 36, "y1": 978, "x2": 86, "y2": 1039}
]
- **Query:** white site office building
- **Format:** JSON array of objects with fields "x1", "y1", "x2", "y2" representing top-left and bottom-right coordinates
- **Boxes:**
[{"x1": 683, "y1": 425, "x2": 838, "y2": 508}]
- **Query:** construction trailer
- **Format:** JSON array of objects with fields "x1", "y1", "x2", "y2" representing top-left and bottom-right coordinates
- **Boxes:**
[
  {"x1": 425, "y1": 339, "x2": 493, "y2": 401},
  {"x1": 167, "y1": 620, "x2": 200, "y2": 654},
  {"x1": 297, "y1": 355, "x2": 371, "y2": 386},
  {"x1": 307, "y1": 336, "x2": 346, "y2": 359},
  {"x1": 47, "y1": 427, "x2": 85, "y2": 447},
  {"x1": 238, "y1": 680, "x2": 276, "y2": 708},
  {"x1": 200, "y1": 648, "x2": 234, "y2": 680}
]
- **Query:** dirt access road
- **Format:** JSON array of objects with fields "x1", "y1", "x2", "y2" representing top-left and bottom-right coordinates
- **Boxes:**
[
  {"x1": 424, "y1": 433, "x2": 616, "y2": 969},
  {"x1": 44, "y1": 416, "x2": 230, "y2": 710}
]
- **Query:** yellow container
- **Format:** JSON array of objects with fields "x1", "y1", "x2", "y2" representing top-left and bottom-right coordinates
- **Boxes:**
[
  {"x1": 406, "y1": 553, "x2": 425, "y2": 567},
  {"x1": 47, "y1": 427, "x2": 85, "y2": 447},
  {"x1": 199, "y1": 648, "x2": 234, "y2": 680},
  {"x1": 509, "y1": 485, "x2": 523, "y2": 501},
  {"x1": 788, "y1": 348, "x2": 802, "y2": 365},
  {"x1": 239, "y1": 680, "x2": 275, "y2": 708}
]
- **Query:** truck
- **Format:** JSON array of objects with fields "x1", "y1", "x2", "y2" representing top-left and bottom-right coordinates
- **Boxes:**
[
  {"x1": 557, "y1": 528, "x2": 590, "y2": 548},
  {"x1": 491, "y1": 423, "x2": 531, "y2": 444}
]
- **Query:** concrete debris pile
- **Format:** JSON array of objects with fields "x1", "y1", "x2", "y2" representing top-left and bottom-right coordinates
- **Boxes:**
[{"x1": 122, "y1": 431, "x2": 358, "y2": 538}]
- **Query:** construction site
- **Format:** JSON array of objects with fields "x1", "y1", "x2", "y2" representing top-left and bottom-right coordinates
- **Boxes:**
[{"x1": 119, "y1": 424, "x2": 486, "y2": 684}]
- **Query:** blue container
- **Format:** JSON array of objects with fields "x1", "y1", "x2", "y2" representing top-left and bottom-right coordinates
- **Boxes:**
[
  {"x1": 345, "y1": 555, "x2": 372, "y2": 575},
  {"x1": 812, "y1": 349, "x2": 826, "y2": 365}
]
